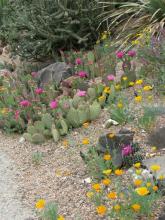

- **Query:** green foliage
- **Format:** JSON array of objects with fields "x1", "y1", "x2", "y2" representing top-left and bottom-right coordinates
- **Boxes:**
[
  {"x1": 138, "y1": 107, "x2": 157, "y2": 132},
  {"x1": 41, "y1": 202, "x2": 58, "y2": 220},
  {"x1": 97, "y1": 0, "x2": 165, "y2": 44},
  {"x1": 32, "y1": 152, "x2": 43, "y2": 165},
  {"x1": 137, "y1": 30, "x2": 165, "y2": 90},
  {"x1": 110, "y1": 103, "x2": 133, "y2": 125},
  {"x1": 81, "y1": 146, "x2": 114, "y2": 180},
  {"x1": 1, "y1": 0, "x2": 99, "y2": 60}
]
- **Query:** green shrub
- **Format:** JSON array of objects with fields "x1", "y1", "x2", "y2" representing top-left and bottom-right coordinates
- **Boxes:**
[{"x1": 1, "y1": 0, "x2": 100, "y2": 60}]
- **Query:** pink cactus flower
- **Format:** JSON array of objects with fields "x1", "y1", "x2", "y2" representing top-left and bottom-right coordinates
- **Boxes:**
[
  {"x1": 116, "y1": 51, "x2": 124, "y2": 59},
  {"x1": 77, "y1": 90, "x2": 86, "y2": 97},
  {"x1": 35, "y1": 88, "x2": 44, "y2": 95},
  {"x1": 31, "y1": 71, "x2": 38, "y2": 78},
  {"x1": 50, "y1": 100, "x2": 58, "y2": 109},
  {"x1": 122, "y1": 145, "x2": 133, "y2": 156},
  {"x1": 78, "y1": 71, "x2": 88, "y2": 78},
  {"x1": 14, "y1": 110, "x2": 20, "y2": 120},
  {"x1": 20, "y1": 100, "x2": 31, "y2": 107},
  {"x1": 107, "y1": 74, "x2": 115, "y2": 81},
  {"x1": 127, "y1": 50, "x2": 136, "y2": 57},
  {"x1": 75, "y1": 58, "x2": 83, "y2": 65}
]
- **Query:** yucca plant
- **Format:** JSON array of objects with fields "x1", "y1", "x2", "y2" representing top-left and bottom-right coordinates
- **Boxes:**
[{"x1": 97, "y1": 0, "x2": 165, "y2": 44}]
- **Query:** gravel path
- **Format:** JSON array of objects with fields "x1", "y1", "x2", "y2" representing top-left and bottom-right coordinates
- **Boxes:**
[{"x1": 0, "y1": 148, "x2": 34, "y2": 220}]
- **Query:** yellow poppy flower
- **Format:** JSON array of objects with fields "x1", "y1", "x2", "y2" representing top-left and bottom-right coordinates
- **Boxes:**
[
  {"x1": 122, "y1": 76, "x2": 128, "y2": 81},
  {"x1": 113, "y1": 204, "x2": 121, "y2": 211},
  {"x1": 57, "y1": 216, "x2": 65, "y2": 220},
  {"x1": 108, "y1": 133, "x2": 115, "y2": 139},
  {"x1": 92, "y1": 183, "x2": 101, "y2": 192},
  {"x1": 150, "y1": 164, "x2": 160, "y2": 172},
  {"x1": 115, "y1": 84, "x2": 121, "y2": 90},
  {"x1": 83, "y1": 122, "x2": 89, "y2": 128},
  {"x1": 158, "y1": 175, "x2": 164, "y2": 180},
  {"x1": 146, "y1": 182, "x2": 152, "y2": 187},
  {"x1": 129, "y1": 82, "x2": 134, "y2": 86},
  {"x1": 131, "y1": 204, "x2": 141, "y2": 212},
  {"x1": 151, "y1": 146, "x2": 157, "y2": 152},
  {"x1": 135, "y1": 96, "x2": 142, "y2": 102},
  {"x1": 86, "y1": 191, "x2": 94, "y2": 198},
  {"x1": 136, "y1": 79, "x2": 143, "y2": 85},
  {"x1": 35, "y1": 199, "x2": 46, "y2": 209},
  {"x1": 96, "y1": 205, "x2": 107, "y2": 216},
  {"x1": 82, "y1": 138, "x2": 90, "y2": 145},
  {"x1": 103, "y1": 87, "x2": 111, "y2": 94},
  {"x1": 107, "y1": 191, "x2": 117, "y2": 199},
  {"x1": 135, "y1": 187, "x2": 149, "y2": 196},
  {"x1": 117, "y1": 102, "x2": 123, "y2": 108},
  {"x1": 103, "y1": 154, "x2": 111, "y2": 161},
  {"x1": 134, "y1": 179, "x2": 143, "y2": 187},
  {"x1": 134, "y1": 162, "x2": 141, "y2": 168},
  {"x1": 143, "y1": 85, "x2": 152, "y2": 91},
  {"x1": 115, "y1": 169, "x2": 124, "y2": 176},
  {"x1": 98, "y1": 95, "x2": 106, "y2": 102},
  {"x1": 102, "y1": 178, "x2": 111, "y2": 186},
  {"x1": 153, "y1": 186, "x2": 158, "y2": 191},
  {"x1": 103, "y1": 169, "x2": 112, "y2": 175}
]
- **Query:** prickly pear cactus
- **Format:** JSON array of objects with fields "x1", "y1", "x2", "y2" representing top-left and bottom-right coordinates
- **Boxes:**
[
  {"x1": 23, "y1": 133, "x2": 32, "y2": 142},
  {"x1": 72, "y1": 95, "x2": 84, "y2": 108},
  {"x1": 77, "y1": 105, "x2": 89, "y2": 125},
  {"x1": 51, "y1": 125, "x2": 60, "y2": 143},
  {"x1": 41, "y1": 113, "x2": 53, "y2": 129},
  {"x1": 31, "y1": 133, "x2": 45, "y2": 144},
  {"x1": 96, "y1": 83, "x2": 104, "y2": 96},
  {"x1": 87, "y1": 87, "x2": 96, "y2": 102},
  {"x1": 56, "y1": 118, "x2": 68, "y2": 136},
  {"x1": 66, "y1": 107, "x2": 80, "y2": 128},
  {"x1": 89, "y1": 101, "x2": 101, "y2": 121}
]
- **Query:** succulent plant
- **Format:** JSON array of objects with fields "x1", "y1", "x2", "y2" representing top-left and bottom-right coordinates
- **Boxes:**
[
  {"x1": 51, "y1": 124, "x2": 60, "y2": 143},
  {"x1": 56, "y1": 117, "x2": 68, "y2": 136},
  {"x1": 87, "y1": 87, "x2": 97, "y2": 102},
  {"x1": 66, "y1": 107, "x2": 80, "y2": 128},
  {"x1": 89, "y1": 101, "x2": 101, "y2": 121}
]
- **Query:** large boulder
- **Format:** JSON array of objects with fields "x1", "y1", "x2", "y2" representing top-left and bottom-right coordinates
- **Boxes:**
[
  {"x1": 148, "y1": 127, "x2": 165, "y2": 149},
  {"x1": 98, "y1": 129, "x2": 135, "y2": 168},
  {"x1": 37, "y1": 62, "x2": 73, "y2": 87}
]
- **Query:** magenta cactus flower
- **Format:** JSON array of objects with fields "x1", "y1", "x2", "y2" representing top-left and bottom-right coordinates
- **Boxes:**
[
  {"x1": 31, "y1": 71, "x2": 38, "y2": 78},
  {"x1": 77, "y1": 90, "x2": 86, "y2": 97},
  {"x1": 116, "y1": 51, "x2": 124, "y2": 59},
  {"x1": 35, "y1": 88, "x2": 44, "y2": 95},
  {"x1": 122, "y1": 145, "x2": 133, "y2": 156},
  {"x1": 50, "y1": 100, "x2": 58, "y2": 109},
  {"x1": 127, "y1": 50, "x2": 136, "y2": 57},
  {"x1": 107, "y1": 74, "x2": 115, "y2": 81},
  {"x1": 78, "y1": 71, "x2": 87, "y2": 78},
  {"x1": 20, "y1": 100, "x2": 31, "y2": 107},
  {"x1": 75, "y1": 58, "x2": 83, "y2": 65}
]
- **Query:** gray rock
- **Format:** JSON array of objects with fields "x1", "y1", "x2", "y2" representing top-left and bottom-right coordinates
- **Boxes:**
[
  {"x1": 143, "y1": 155, "x2": 165, "y2": 189},
  {"x1": 38, "y1": 62, "x2": 73, "y2": 87},
  {"x1": 148, "y1": 127, "x2": 165, "y2": 149},
  {"x1": 98, "y1": 129, "x2": 135, "y2": 168},
  {"x1": 158, "y1": 213, "x2": 165, "y2": 220}
]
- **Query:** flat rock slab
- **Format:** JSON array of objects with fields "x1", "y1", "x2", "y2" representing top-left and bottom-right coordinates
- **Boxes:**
[
  {"x1": 143, "y1": 155, "x2": 165, "y2": 179},
  {"x1": 0, "y1": 151, "x2": 34, "y2": 220}
]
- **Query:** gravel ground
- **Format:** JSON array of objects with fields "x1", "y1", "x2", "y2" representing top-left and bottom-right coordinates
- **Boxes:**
[
  {"x1": 0, "y1": 149, "x2": 34, "y2": 220},
  {"x1": 0, "y1": 103, "x2": 164, "y2": 220}
]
